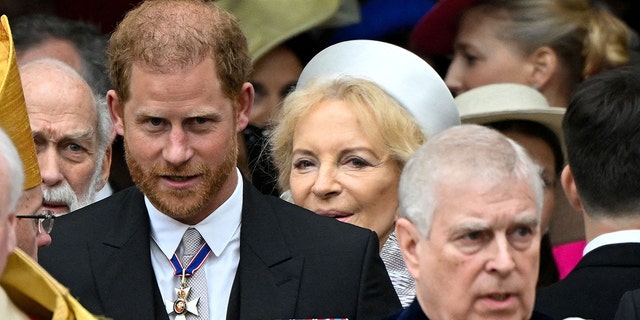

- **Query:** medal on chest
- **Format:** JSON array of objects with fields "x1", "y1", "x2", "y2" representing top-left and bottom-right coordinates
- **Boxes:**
[
  {"x1": 164, "y1": 243, "x2": 212, "y2": 319},
  {"x1": 165, "y1": 270, "x2": 200, "y2": 319}
]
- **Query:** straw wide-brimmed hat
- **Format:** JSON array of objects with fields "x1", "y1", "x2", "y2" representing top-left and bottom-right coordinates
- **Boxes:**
[
  {"x1": 410, "y1": 0, "x2": 481, "y2": 57},
  {"x1": 0, "y1": 15, "x2": 41, "y2": 190},
  {"x1": 215, "y1": 0, "x2": 341, "y2": 63},
  {"x1": 455, "y1": 83, "x2": 565, "y2": 142},
  {"x1": 296, "y1": 39, "x2": 460, "y2": 137}
]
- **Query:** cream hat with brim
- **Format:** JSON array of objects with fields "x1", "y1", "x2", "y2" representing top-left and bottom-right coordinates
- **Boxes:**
[
  {"x1": 455, "y1": 83, "x2": 565, "y2": 142},
  {"x1": 0, "y1": 15, "x2": 41, "y2": 190},
  {"x1": 296, "y1": 39, "x2": 460, "y2": 137},
  {"x1": 215, "y1": 0, "x2": 341, "y2": 63}
]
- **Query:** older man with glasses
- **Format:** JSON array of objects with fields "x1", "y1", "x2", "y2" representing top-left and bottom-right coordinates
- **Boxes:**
[
  {"x1": 0, "y1": 14, "x2": 99, "y2": 318},
  {"x1": 16, "y1": 210, "x2": 56, "y2": 236},
  {"x1": 0, "y1": 18, "x2": 49, "y2": 261},
  {"x1": 0, "y1": 129, "x2": 96, "y2": 318}
]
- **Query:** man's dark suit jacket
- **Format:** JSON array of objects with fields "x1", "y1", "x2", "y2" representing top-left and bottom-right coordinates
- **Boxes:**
[
  {"x1": 39, "y1": 182, "x2": 401, "y2": 319},
  {"x1": 384, "y1": 299, "x2": 552, "y2": 320},
  {"x1": 535, "y1": 243, "x2": 640, "y2": 320},
  {"x1": 614, "y1": 288, "x2": 640, "y2": 319}
]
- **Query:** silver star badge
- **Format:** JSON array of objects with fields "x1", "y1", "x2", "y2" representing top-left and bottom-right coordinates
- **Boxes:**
[{"x1": 165, "y1": 286, "x2": 199, "y2": 320}]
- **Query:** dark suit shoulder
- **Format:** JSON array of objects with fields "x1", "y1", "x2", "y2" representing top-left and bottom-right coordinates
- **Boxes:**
[
  {"x1": 535, "y1": 243, "x2": 640, "y2": 320},
  {"x1": 41, "y1": 187, "x2": 145, "y2": 248},
  {"x1": 384, "y1": 300, "x2": 551, "y2": 320},
  {"x1": 38, "y1": 186, "x2": 161, "y2": 318},
  {"x1": 249, "y1": 190, "x2": 378, "y2": 252},
  {"x1": 268, "y1": 194, "x2": 374, "y2": 232},
  {"x1": 614, "y1": 289, "x2": 640, "y2": 320},
  {"x1": 237, "y1": 182, "x2": 400, "y2": 319},
  {"x1": 384, "y1": 299, "x2": 428, "y2": 320}
]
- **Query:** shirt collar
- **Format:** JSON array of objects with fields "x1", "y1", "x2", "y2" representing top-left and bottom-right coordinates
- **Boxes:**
[
  {"x1": 148, "y1": 168, "x2": 243, "y2": 259},
  {"x1": 583, "y1": 229, "x2": 640, "y2": 255}
]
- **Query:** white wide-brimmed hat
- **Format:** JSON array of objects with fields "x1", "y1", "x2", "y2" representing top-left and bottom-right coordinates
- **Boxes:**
[
  {"x1": 455, "y1": 83, "x2": 565, "y2": 142},
  {"x1": 296, "y1": 39, "x2": 460, "y2": 137}
]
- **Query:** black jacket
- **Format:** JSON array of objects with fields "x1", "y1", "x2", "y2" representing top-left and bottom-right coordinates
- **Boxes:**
[{"x1": 39, "y1": 181, "x2": 401, "y2": 319}]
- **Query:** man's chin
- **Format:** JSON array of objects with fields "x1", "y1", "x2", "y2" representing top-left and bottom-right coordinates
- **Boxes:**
[{"x1": 149, "y1": 192, "x2": 204, "y2": 218}]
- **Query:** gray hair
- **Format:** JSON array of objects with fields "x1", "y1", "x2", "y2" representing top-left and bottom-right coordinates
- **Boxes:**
[
  {"x1": 0, "y1": 129, "x2": 24, "y2": 213},
  {"x1": 94, "y1": 95, "x2": 113, "y2": 164},
  {"x1": 399, "y1": 124, "x2": 544, "y2": 237}
]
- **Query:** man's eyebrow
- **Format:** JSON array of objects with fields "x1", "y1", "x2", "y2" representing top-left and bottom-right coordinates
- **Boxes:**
[
  {"x1": 64, "y1": 129, "x2": 95, "y2": 141},
  {"x1": 513, "y1": 214, "x2": 539, "y2": 227},
  {"x1": 450, "y1": 220, "x2": 490, "y2": 235},
  {"x1": 32, "y1": 128, "x2": 95, "y2": 141},
  {"x1": 188, "y1": 112, "x2": 223, "y2": 121}
]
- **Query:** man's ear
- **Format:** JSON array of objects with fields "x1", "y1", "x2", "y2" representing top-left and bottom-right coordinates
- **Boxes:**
[
  {"x1": 395, "y1": 218, "x2": 423, "y2": 281},
  {"x1": 527, "y1": 46, "x2": 558, "y2": 90},
  {"x1": 6, "y1": 214, "x2": 17, "y2": 254},
  {"x1": 561, "y1": 165, "x2": 584, "y2": 212},
  {"x1": 96, "y1": 119, "x2": 116, "y2": 192},
  {"x1": 235, "y1": 82, "x2": 253, "y2": 133},
  {"x1": 97, "y1": 145, "x2": 113, "y2": 191},
  {"x1": 107, "y1": 90, "x2": 125, "y2": 136}
]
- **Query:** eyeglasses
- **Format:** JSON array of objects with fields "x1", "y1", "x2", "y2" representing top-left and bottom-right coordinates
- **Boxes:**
[{"x1": 16, "y1": 210, "x2": 56, "y2": 235}]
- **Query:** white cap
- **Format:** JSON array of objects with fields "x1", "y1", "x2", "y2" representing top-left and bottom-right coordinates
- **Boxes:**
[{"x1": 296, "y1": 39, "x2": 460, "y2": 137}]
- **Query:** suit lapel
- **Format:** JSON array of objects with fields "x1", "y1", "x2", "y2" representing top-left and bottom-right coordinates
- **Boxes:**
[
  {"x1": 88, "y1": 188, "x2": 166, "y2": 319},
  {"x1": 234, "y1": 181, "x2": 303, "y2": 319}
]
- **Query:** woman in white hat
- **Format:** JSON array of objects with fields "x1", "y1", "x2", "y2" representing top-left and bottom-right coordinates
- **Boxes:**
[{"x1": 270, "y1": 40, "x2": 460, "y2": 307}]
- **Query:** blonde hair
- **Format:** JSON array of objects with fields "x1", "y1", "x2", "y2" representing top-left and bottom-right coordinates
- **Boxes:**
[
  {"x1": 108, "y1": 0, "x2": 251, "y2": 103},
  {"x1": 270, "y1": 77, "x2": 425, "y2": 191},
  {"x1": 473, "y1": 0, "x2": 630, "y2": 89}
]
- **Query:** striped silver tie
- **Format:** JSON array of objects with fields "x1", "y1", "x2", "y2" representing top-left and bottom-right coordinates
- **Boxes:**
[{"x1": 180, "y1": 228, "x2": 209, "y2": 320}]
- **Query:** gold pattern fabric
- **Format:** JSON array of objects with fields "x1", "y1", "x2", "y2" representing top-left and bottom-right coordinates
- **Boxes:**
[
  {"x1": 0, "y1": 15, "x2": 41, "y2": 190},
  {"x1": 0, "y1": 249, "x2": 100, "y2": 320}
]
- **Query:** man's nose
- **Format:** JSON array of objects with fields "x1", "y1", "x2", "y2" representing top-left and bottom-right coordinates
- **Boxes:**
[{"x1": 163, "y1": 127, "x2": 194, "y2": 166}]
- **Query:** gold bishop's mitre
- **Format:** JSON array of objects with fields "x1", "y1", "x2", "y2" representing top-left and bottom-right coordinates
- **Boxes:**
[{"x1": 0, "y1": 15, "x2": 41, "y2": 190}]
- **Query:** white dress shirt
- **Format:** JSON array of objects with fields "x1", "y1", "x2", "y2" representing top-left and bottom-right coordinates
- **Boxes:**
[
  {"x1": 149, "y1": 169, "x2": 243, "y2": 320},
  {"x1": 583, "y1": 229, "x2": 640, "y2": 256},
  {"x1": 94, "y1": 182, "x2": 113, "y2": 202}
]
